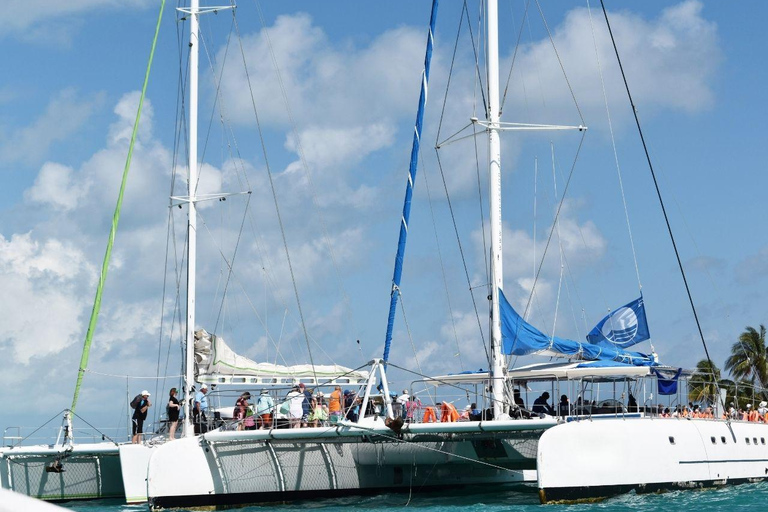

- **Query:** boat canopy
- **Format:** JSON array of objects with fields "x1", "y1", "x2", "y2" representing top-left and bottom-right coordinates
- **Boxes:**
[
  {"x1": 194, "y1": 329, "x2": 369, "y2": 386},
  {"x1": 422, "y1": 361, "x2": 690, "y2": 386}
]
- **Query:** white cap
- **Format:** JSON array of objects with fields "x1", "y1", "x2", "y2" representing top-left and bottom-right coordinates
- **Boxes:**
[
  {"x1": 141, "y1": 390, "x2": 150, "y2": 396},
  {"x1": 200, "y1": 384, "x2": 208, "y2": 390},
  {"x1": 747, "y1": 403, "x2": 752, "y2": 408}
]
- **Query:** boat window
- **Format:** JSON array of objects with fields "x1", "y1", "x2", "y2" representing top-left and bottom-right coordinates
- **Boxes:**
[
  {"x1": 762, "y1": 438, "x2": 765, "y2": 445},
  {"x1": 746, "y1": 438, "x2": 751, "y2": 445},
  {"x1": 721, "y1": 436, "x2": 727, "y2": 444},
  {"x1": 754, "y1": 438, "x2": 758, "y2": 445},
  {"x1": 668, "y1": 436, "x2": 675, "y2": 445},
  {"x1": 710, "y1": 436, "x2": 716, "y2": 444}
]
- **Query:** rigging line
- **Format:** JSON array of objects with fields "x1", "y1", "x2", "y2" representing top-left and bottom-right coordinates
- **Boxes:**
[
  {"x1": 472, "y1": 121, "x2": 489, "y2": 285},
  {"x1": 434, "y1": 0, "x2": 466, "y2": 144},
  {"x1": 421, "y1": 153, "x2": 465, "y2": 371},
  {"x1": 397, "y1": 293, "x2": 427, "y2": 391},
  {"x1": 68, "y1": 410, "x2": 120, "y2": 445},
  {"x1": 70, "y1": 0, "x2": 166, "y2": 417},
  {"x1": 157, "y1": 12, "x2": 188, "y2": 419},
  {"x1": 551, "y1": 143, "x2": 565, "y2": 345},
  {"x1": 520, "y1": 131, "x2": 586, "y2": 324},
  {"x1": 599, "y1": 0, "x2": 717, "y2": 369},
  {"x1": 232, "y1": 6, "x2": 317, "y2": 385},
  {"x1": 499, "y1": 0, "x2": 531, "y2": 114},
  {"x1": 549, "y1": 144, "x2": 588, "y2": 342},
  {"x1": 250, "y1": 2, "x2": 359, "y2": 347},
  {"x1": 196, "y1": 14, "x2": 234, "y2": 190},
  {"x1": 272, "y1": 309, "x2": 288, "y2": 368},
  {"x1": 11, "y1": 410, "x2": 69, "y2": 447},
  {"x1": 533, "y1": 0, "x2": 585, "y2": 125},
  {"x1": 664, "y1": 184, "x2": 761, "y2": 387},
  {"x1": 464, "y1": 0, "x2": 489, "y2": 119},
  {"x1": 154, "y1": 205, "x2": 176, "y2": 421},
  {"x1": 85, "y1": 369, "x2": 184, "y2": 380},
  {"x1": 434, "y1": 149, "x2": 491, "y2": 367},
  {"x1": 532, "y1": 157, "x2": 537, "y2": 308},
  {"x1": 210, "y1": 194, "x2": 252, "y2": 335},
  {"x1": 586, "y1": 0, "x2": 642, "y2": 293}
]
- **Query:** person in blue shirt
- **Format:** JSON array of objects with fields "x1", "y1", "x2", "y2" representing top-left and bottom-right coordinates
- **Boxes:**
[{"x1": 193, "y1": 384, "x2": 209, "y2": 434}]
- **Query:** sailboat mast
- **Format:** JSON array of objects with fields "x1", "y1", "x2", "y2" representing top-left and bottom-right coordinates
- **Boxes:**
[
  {"x1": 183, "y1": 0, "x2": 199, "y2": 439},
  {"x1": 487, "y1": 0, "x2": 506, "y2": 420}
]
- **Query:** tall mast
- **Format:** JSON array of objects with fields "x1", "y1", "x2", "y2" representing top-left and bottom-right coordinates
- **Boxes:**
[
  {"x1": 487, "y1": 0, "x2": 505, "y2": 420},
  {"x1": 183, "y1": 0, "x2": 199, "y2": 439}
]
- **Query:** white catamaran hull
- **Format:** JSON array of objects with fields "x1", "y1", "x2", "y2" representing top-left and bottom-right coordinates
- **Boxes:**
[
  {"x1": 146, "y1": 418, "x2": 554, "y2": 509},
  {"x1": 0, "y1": 444, "x2": 124, "y2": 501},
  {"x1": 537, "y1": 418, "x2": 768, "y2": 503}
]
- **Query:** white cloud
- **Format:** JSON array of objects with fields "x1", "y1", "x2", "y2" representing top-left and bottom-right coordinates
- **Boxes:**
[
  {"x1": 1, "y1": 0, "x2": 153, "y2": 42},
  {"x1": 25, "y1": 162, "x2": 90, "y2": 211},
  {"x1": 502, "y1": 0, "x2": 719, "y2": 127},
  {"x1": 0, "y1": 88, "x2": 103, "y2": 165},
  {"x1": 0, "y1": 232, "x2": 93, "y2": 363}
]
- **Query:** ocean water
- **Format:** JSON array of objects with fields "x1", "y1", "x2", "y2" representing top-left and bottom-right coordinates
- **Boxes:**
[{"x1": 58, "y1": 482, "x2": 768, "y2": 512}]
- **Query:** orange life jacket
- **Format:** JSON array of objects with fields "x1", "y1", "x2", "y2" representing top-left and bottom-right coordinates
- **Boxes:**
[
  {"x1": 423, "y1": 406, "x2": 437, "y2": 423},
  {"x1": 440, "y1": 402, "x2": 459, "y2": 422}
]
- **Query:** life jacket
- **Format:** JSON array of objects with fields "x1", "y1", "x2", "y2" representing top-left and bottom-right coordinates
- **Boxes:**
[
  {"x1": 423, "y1": 406, "x2": 437, "y2": 423},
  {"x1": 440, "y1": 402, "x2": 459, "y2": 422}
]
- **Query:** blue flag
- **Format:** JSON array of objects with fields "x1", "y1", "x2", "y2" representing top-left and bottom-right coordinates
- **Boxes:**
[
  {"x1": 587, "y1": 296, "x2": 650, "y2": 349},
  {"x1": 653, "y1": 368, "x2": 682, "y2": 395}
]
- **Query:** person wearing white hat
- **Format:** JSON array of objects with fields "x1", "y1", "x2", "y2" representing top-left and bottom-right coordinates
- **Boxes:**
[
  {"x1": 131, "y1": 390, "x2": 152, "y2": 444},
  {"x1": 194, "y1": 384, "x2": 209, "y2": 434}
]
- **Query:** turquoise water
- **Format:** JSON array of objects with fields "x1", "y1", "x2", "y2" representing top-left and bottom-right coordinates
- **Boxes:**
[{"x1": 58, "y1": 482, "x2": 768, "y2": 511}]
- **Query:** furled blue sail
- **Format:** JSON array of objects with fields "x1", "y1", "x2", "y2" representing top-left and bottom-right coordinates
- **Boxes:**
[
  {"x1": 499, "y1": 289, "x2": 655, "y2": 366},
  {"x1": 383, "y1": 0, "x2": 439, "y2": 363}
]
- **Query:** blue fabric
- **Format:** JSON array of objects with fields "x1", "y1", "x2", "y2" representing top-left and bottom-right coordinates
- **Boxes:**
[
  {"x1": 499, "y1": 289, "x2": 654, "y2": 366},
  {"x1": 382, "y1": 0, "x2": 438, "y2": 363},
  {"x1": 654, "y1": 368, "x2": 682, "y2": 395},
  {"x1": 587, "y1": 296, "x2": 650, "y2": 349}
]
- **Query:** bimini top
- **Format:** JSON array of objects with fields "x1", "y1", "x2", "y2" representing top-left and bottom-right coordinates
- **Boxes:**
[
  {"x1": 422, "y1": 360, "x2": 688, "y2": 386},
  {"x1": 194, "y1": 329, "x2": 369, "y2": 386}
]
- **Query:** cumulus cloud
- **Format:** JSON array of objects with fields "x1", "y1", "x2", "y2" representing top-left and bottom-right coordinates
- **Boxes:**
[
  {"x1": 501, "y1": 0, "x2": 720, "y2": 126},
  {"x1": 0, "y1": 233, "x2": 93, "y2": 363},
  {"x1": 25, "y1": 162, "x2": 89, "y2": 211}
]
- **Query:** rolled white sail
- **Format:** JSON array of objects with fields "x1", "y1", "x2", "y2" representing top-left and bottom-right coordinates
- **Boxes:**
[{"x1": 194, "y1": 329, "x2": 368, "y2": 385}]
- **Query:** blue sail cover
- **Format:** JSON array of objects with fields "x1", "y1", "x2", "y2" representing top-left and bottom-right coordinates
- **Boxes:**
[
  {"x1": 587, "y1": 296, "x2": 650, "y2": 349},
  {"x1": 382, "y1": 0, "x2": 438, "y2": 363},
  {"x1": 500, "y1": 289, "x2": 655, "y2": 366}
]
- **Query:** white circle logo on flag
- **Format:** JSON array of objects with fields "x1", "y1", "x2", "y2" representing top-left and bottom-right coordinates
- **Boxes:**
[{"x1": 600, "y1": 307, "x2": 638, "y2": 345}]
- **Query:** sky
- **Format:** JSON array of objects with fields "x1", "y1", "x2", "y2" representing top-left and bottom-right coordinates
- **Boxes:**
[{"x1": 1, "y1": 0, "x2": 766, "y2": 439}]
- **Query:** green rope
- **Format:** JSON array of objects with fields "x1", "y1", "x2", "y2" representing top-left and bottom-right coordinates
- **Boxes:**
[{"x1": 70, "y1": 0, "x2": 167, "y2": 416}]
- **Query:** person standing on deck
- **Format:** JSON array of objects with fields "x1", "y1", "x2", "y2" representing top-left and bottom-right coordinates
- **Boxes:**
[
  {"x1": 299, "y1": 383, "x2": 312, "y2": 427},
  {"x1": 132, "y1": 390, "x2": 151, "y2": 444},
  {"x1": 329, "y1": 386, "x2": 342, "y2": 424},
  {"x1": 167, "y1": 388, "x2": 180, "y2": 440},
  {"x1": 193, "y1": 384, "x2": 208, "y2": 434}
]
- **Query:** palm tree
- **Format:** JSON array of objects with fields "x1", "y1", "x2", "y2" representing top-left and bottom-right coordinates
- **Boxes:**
[
  {"x1": 724, "y1": 325, "x2": 768, "y2": 399},
  {"x1": 688, "y1": 359, "x2": 721, "y2": 405}
]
